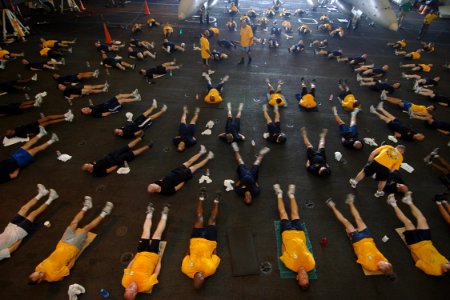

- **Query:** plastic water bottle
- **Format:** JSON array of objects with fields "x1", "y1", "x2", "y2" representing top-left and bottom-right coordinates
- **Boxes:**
[
  {"x1": 195, "y1": 94, "x2": 199, "y2": 100},
  {"x1": 179, "y1": 28, "x2": 183, "y2": 35},
  {"x1": 86, "y1": 61, "x2": 90, "y2": 68},
  {"x1": 329, "y1": 94, "x2": 333, "y2": 101},
  {"x1": 169, "y1": 70, "x2": 173, "y2": 77},
  {"x1": 251, "y1": 140, "x2": 256, "y2": 147},
  {"x1": 89, "y1": 99, "x2": 94, "y2": 106},
  {"x1": 100, "y1": 288, "x2": 110, "y2": 298}
]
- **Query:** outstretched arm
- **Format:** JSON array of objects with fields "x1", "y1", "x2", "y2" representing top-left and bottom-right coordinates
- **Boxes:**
[
  {"x1": 154, "y1": 258, "x2": 162, "y2": 277},
  {"x1": 174, "y1": 182, "x2": 185, "y2": 191},
  {"x1": 10, "y1": 169, "x2": 20, "y2": 179},
  {"x1": 106, "y1": 166, "x2": 118, "y2": 174}
]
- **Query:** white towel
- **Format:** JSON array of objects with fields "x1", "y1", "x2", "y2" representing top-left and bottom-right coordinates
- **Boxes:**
[
  {"x1": 205, "y1": 120, "x2": 215, "y2": 129},
  {"x1": 201, "y1": 129, "x2": 212, "y2": 135},
  {"x1": 199, "y1": 175, "x2": 212, "y2": 184},
  {"x1": 400, "y1": 163, "x2": 414, "y2": 173},
  {"x1": 3, "y1": 136, "x2": 29, "y2": 147},
  {"x1": 388, "y1": 135, "x2": 398, "y2": 143},
  {"x1": 57, "y1": 154, "x2": 72, "y2": 162},
  {"x1": 68, "y1": 283, "x2": 86, "y2": 300},
  {"x1": 224, "y1": 179, "x2": 235, "y2": 191}
]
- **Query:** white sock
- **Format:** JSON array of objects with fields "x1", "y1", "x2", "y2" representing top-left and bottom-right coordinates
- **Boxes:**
[
  {"x1": 100, "y1": 211, "x2": 108, "y2": 218},
  {"x1": 161, "y1": 213, "x2": 168, "y2": 220},
  {"x1": 45, "y1": 198, "x2": 55, "y2": 205},
  {"x1": 47, "y1": 139, "x2": 56, "y2": 145},
  {"x1": 146, "y1": 213, "x2": 153, "y2": 219},
  {"x1": 82, "y1": 206, "x2": 89, "y2": 212}
]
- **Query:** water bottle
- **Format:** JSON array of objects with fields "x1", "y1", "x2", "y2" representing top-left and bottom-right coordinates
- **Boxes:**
[
  {"x1": 251, "y1": 140, "x2": 256, "y2": 147},
  {"x1": 67, "y1": 98, "x2": 72, "y2": 106},
  {"x1": 195, "y1": 94, "x2": 199, "y2": 100},
  {"x1": 86, "y1": 61, "x2": 90, "y2": 68},
  {"x1": 320, "y1": 237, "x2": 328, "y2": 248},
  {"x1": 329, "y1": 94, "x2": 333, "y2": 101},
  {"x1": 179, "y1": 28, "x2": 183, "y2": 35},
  {"x1": 100, "y1": 288, "x2": 110, "y2": 298},
  {"x1": 25, "y1": 93, "x2": 30, "y2": 100},
  {"x1": 17, "y1": 73, "x2": 22, "y2": 79},
  {"x1": 89, "y1": 99, "x2": 94, "y2": 106},
  {"x1": 169, "y1": 70, "x2": 173, "y2": 77},
  {"x1": 40, "y1": 112, "x2": 45, "y2": 118}
]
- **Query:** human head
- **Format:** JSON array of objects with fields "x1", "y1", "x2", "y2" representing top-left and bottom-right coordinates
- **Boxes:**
[
  {"x1": 318, "y1": 167, "x2": 330, "y2": 177},
  {"x1": 397, "y1": 184, "x2": 409, "y2": 194},
  {"x1": 28, "y1": 271, "x2": 45, "y2": 284},
  {"x1": 114, "y1": 128, "x2": 124, "y2": 136},
  {"x1": 244, "y1": 191, "x2": 252, "y2": 205},
  {"x1": 413, "y1": 133, "x2": 425, "y2": 141},
  {"x1": 94, "y1": 41, "x2": 100, "y2": 47},
  {"x1": 21, "y1": 59, "x2": 29, "y2": 64},
  {"x1": 361, "y1": 53, "x2": 368, "y2": 59},
  {"x1": 147, "y1": 183, "x2": 162, "y2": 193},
  {"x1": 378, "y1": 261, "x2": 394, "y2": 276},
  {"x1": 81, "y1": 163, "x2": 94, "y2": 173},
  {"x1": 139, "y1": 69, "x2": 146, "y2": 75},
  {"x1": 226, "y1": 133, "x2": 234, "y2": 143},
  {"x1": 296, "y1": 267, "x2": 310, "y2": 290},
  {"x1": 426, "y1": 104, "x2": 436, "y2": 112},
  {"x1": 57, "y1": 84, "x2": 66, "y2": 91},
  {"x1": 442, "y1": 262, "x2": 450, "y2": 274},
  {"x1": 353, "y1": 140, "x2": 363, "y2": 150},
  {"x1": 52, "y1": 73, "x2": 61, "y2": 79},
  {"x1": 193, "y1": 272, "x2": 205, "y2": 290},
  {"x1": 276, "y1": 98, "x2": 283, "y2": 105},
  {"x1": 177, "y1": 140, "x2": 186, "y2": 152},
  {"x1": 382, "y1": 65, "x2": 389, "y2": 71},
  {"x1": 124, "y1": 281, "x2": 138, "y2": 300},
  {"x1": 5, "y1": 129, "x2": 16, "y2": 138},
  {"x1": 276, "y1": 134, "x2": 287, "y2": 144},
  {"x1": 220, "y1": 53, "x2": 229, "y2": 60},
  {"x1": 81, "y1": 107, "x2": 92, "y2": 115},
  {"x1": 395, "y1": 145, "x2": 406, "y2": 154},
  {"x1": 392, "y1": 82, "x2": 401, "y2": 89},
  {"x1": 210, "y1": 95, "x2": 216, "y2": 102}
]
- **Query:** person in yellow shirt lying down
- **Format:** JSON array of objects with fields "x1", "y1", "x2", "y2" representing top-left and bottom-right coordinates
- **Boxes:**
[
  {"x1": 162, "y1": 23, "x2": 174, "y2": 38},
  {"x1": 400, "y1": 63, "x2": 432, "y2": 73},
  {"x1": 28, "y1": 197, "x2": 113, "y2": 283},
  {"x1": 395, "y1": 48, "x2": 423, "y2": 60},
  {"x1": 266, "y1": 78, "x2": 286, "y2": 107},
  {"x1": 327, "y1": 194, "x2": 395, "y2": 278},
  {"x1": 381, "y1": 94, "x2": 435, "y2": 118},
  {"x1": 182, "y1": 189, "x2": 221, "y2": 290},
  {"x1": 337, "y1": 80, "x2": 361, "y2": 111},
  {"x1": 40, "y1": 38, "x2": 76, "y2": 49},
  {"x1": 274, "y1": 183, "x2": 315, "y2": 290},
  {"x1": 297, "y1": 78, "x2": 317, "y2": 111},
  {"x1": 122, "y1": 203, "x2": 169, "y2": 300},
  {"x1": 387, "y1": 192, "x2": 450, "y2": 276},
  {"x1": 203, "y1": 74, "x2": 229, "y2": 104}
]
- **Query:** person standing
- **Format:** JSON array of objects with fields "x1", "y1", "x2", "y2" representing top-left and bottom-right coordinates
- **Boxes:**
[
  {"x1": 398, "y1": 1, "x2": 413, "y2": 28},
  {"x1": 238, "y1": 21, "x2": 254, "y2": 65},
  {"x1": 418, "y1": 11, "x2": 439, "y2": 40},
  {"x1": 200, "y1": 31, "x2": 214, "y2": 76}
]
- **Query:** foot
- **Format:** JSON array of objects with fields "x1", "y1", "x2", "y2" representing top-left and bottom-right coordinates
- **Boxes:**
[
  {"x1": 262, "y1": 104, "x2": 267, "y2": 111},
  {"x1": 221, "y1": 75, "x2": 230, "y2": 83},
  {"x1": 345, "y1": 193, "x2": 355, "y2": 205},
  {"x1": 356, "y1": 73, "x2": 362, "y2": 81},
  {"x1": 200, "y1": 145, "x2": 207, "y2": 154},
  {"x1": 386, "y1": 194, "x2": 397, "y2": 206},
  {"x1": 349, "y1": 178, "x2": 358, "y2": 188},
  {"x1": 32, "y1": 73, "x2": 38, "y2": 81},
  {"x1": 50, "y1": 133, "x2": 59, "y2": 143},
  {"x1": 199, "y1": 187, "x2": 207, "y2": 201},
  {"x1": 214, "y1": 191, "x2": 222, "y2": 203},
  {"x1": 37, "y1": 184, "x2": 49, "y2": 198},
  {"x1": 135, "y1": 94, "x2": 142, "y2": 101},
  {"x1": 64, "y1": 110, "x2": 74, "y2": 122},
  {"x1": 132, "y1": 89, "x2": 139, "y2": 97},
  {"x1": 146, "y1": 202, "x2": 155, "y2": 215},
  {"x1": 433, "y1": 193, "x2": 448, "y2": 204},
  {"x1": 401, "y1": 191, "x2": 413, "y2": 205},
  {"x1": 152, "y1": 99, "x2": 158, "y2": 108},
  {"x1": 351, "y1": 108, "x2": 360, "y2": 117},
  {"x1": 273, "y1": 184, "x2": 283, "y2": 197},
  {"x1": 374, "y1": 190, "x2": 385, "y2": 198},
  {"x1": 93, "y1": 69, "x2": 99, "y2": 78},
  {"x1": 183, "y1": 105, "x2": 188, "y2": 114},
  {"x1": 231, "y1": 142, "x2": 239, "y2": 152},
  {"x1": 208, "y1": 69, "x2": 215, "y2": 75},
  {"x1": 300, "y1": 126, "x2": 306, "y2": 137},
  {"x1": 102, "y1": 201, "x2": 114, "y2": 216},
  {"x1": 195, "y1": 107, "x2": 200, "y2": 114},
  {"x1": 35, "y1": 91, "x2": 47, "y2": 99},
  {"x1": 369, "y1": 105, "x2": 377, "y2": 114},
  {"x1": 48, "y1": 189, "x2": 59, "y2": 201},
  {"x1": 380, "y1": 90, "x2": 388, "y2": 101},
  {"x1": 83, "y1": 196, "x2": 93, "y2": 210},
  {"x1": 332, "y1": 106, "x2": 337, "y2": 116},
  {"x1": 319, "y1": 128, "x2": 328, "y2": 139},
  {"x1": 325, "y1": 198, "x2": 335, "y2": 207},
  {"x1": 162, "y1": 205, "x2": 170, "y2": 216},
  {"x1": 287, "y1": 184, "x2": 295, "y2": 197},
  {"x1": 207, "y1": 151, "x2": 214, "y2": 159},
  {"x1": 161, "y1": 104, "x2": 168, "y2": 112},
  {"x1": 259, "y1": 147, "x2": 270, "y2": 156},
  {"x1": 377, "y1": 102, "x2": 384, "y2": 111},
  {"x1": 401, "y1": 72, "x2": 407, "y2": 79},
  {"x1": 38, "y1": 126, "x2": 47, "y2": 138}
]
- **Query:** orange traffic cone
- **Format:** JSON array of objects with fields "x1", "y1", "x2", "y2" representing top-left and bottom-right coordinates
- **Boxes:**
[
  {"x1": 78, "y1": 0, "x2": 86, "y2": 11},
  {"x1": 103, "y1": 22, "x2": 112, "y2": 45},
  {"x1": 144, "y1": 0, "x2": 151, "y2": 15}
]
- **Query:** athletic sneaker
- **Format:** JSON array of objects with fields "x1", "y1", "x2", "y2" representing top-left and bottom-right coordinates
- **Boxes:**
[
  {"x1": 93, "y1": 69, "x2": 99, "y2": 78},
  {"x1": 325, "y1": 198, "x2": 335, "y2": 207},
  {"x1": 380, "y1": 90, "x2": 388, "y2": 101},
  {"x1": 48, "y1": 189, "x2": 59, "y2": 201},
  {"x1": 214, "y1": 191, "x2": 222, "y2": 203},
  {"x1": 161, "y1": 105, "x2": 168, "y2": 112},
  {"x1": 332, "y1": 106, "x2": 337, "y2": 116},
  {"x1": 199, "y1": 187, "x2": 207, "y2": 201},
  {"x1": 83, "y1": 196, "x2": 93, "y2": 210},
  {"x1": 50, "y1": 133, "x2": 59, "y2": 143},
  {"x1": 37, "y1": 184, "x2": 49, "y2": 198},
  {"x1": 401, "y1": 191, "x2": 413, "y2": 205},
  {"x1": 231, "y1": 142, "x2": 239, "y2": 152},
  {"x1": 287, "y1": 184, "x2": 295, "y2": 197},
  {"x1": 349, "y1": 178, "x2": 357, "y2": 188},
  {"x1": 356, "y1": 73, "x2": 362, "y2": 81},
  {"x1": 207, "y1": 151, "x2": 214, "y2": 159},
  {"x1": 433, "y1": 193, "x2": 448, "y2": 204},
  {"x1": 32, "y1": 73, "x2": 38, "y2": 81},
  {"x1": 222, "y1": 75, "x2": 229, "y2": 82},
  {"x1": 38, "y1": 126, "x2": 47, "y2": 138},
  {"x1": 207, "y1": 70, "x2": 215, "y2": 75},
  {"x1": 162, "y1": 205, "x2": 170, "y2": 215},
  {"x1": 273, "y1": 184, "x2": 283, "y2": 196},
  {"x1": 195, "y1": 107, "x2": 200, "y2": 114},
  {"x1": 152, "y1": 99, "x2": 158, "y2": 108},
  {"x1": 386, "y1": 194, "x2": 397, "y2": 206},
  {"x1": 401, "y1": 72, "x2": 407, "y2": 79},
  {"x1": 369, "y1": 105, "x2": 377, "y2": 114},
  {"x1": 132, "y1": 89, "x2": 139, "y2": 97},
  {"x1": 319, "y1": 128, "x2": 328, "y2": 139},
  {"x1": 259, "y1": 147, "x2": 270, "y2": 156},
  {"x1": 374, "y1": 190, "x2": 385, "y2": 198},
  {"x1": 33, "y1": 97, "x2": 43, "y2": 107},
  {"x1": 146, "y1": 202, "x2": 155, "y2": 215},
  {"x1": 102, "y1": 202, "x2": 114, "y2": 216},
  {"x1": 351, "y1": 108, "x2": 360, "y2": 117},
  {"x1": 345, "y1": 193, "x2": 355, "y2": 205},
  {"x1": 377, "y1": 102, "x2": 384, "y2": 111},
  {"x1": 35, "y1": 91, "x2": 47, "y2": 99},
  {"x1": 200, "y1": 145, "x2": 207, "y2": 154},
  {"x1": 135, "y1": 94, "x2": 142, "y2": 101}
]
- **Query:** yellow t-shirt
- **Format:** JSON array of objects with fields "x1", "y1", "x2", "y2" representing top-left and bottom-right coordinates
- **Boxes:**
[
  {"x1": 418, "y1": 64, "x2": 431, "y2": 72},
  {"x1": 147, "y1": 18, "x2": 156, "y2": 24},
  {"x1": 240, "y1": 25, "x2": 254, "y2": 47},
  {"x1": 322, "y1": 24, "x2": 332, "y2": 31},
  {"x1": 35, "y1": 241, "x2": 80, "y2": 282},
  {"x1": 299, "y1": 94, "x2": 317, "y2": 109},
  {"x1": 39, "y1": 48, "x2": 51, "y2": 57},
  {"x1": 410, "y1": 52, "x2": 421, "y2": 60},
  {"x1": 122, "y1": 252, "x2": 159, "y2": 292},
  {"x1": 42, "y1": 40, "x2": 57, "y2": 48},
  {"x1": 281, "y1": 21, "x2": 291, "y2": 28},
  {"x1": 411, "y1": 104, "x2": 427, "y2": 113},
  {"x1": 373, "y1": 145, "x2": 403, "y2": 171},
  {"x1": 230, "y1": 5, "x2": 238, "y2": 12},
  {"x1": 280, "y1": 230, "x2": 316, "y2": 272},
  {"x1": 200, "y1": 36, "x2": 210, "y2": 59},
  {"x1": 209, "y1": 27, "x2": 219, "y2": 36},
  {"x1": 204, "y1": 89, "x2": 223, "y2": 103},
  {"x1": 398, "y1": 40, "x2": 407, "y2": 48},
  {"x1": 342, "y1": 94, "x2": 357, "y2": 110},
  {"x1": 269, "y1": 93, "x2": 286, "y2": 107},
  {"x1": 163, "y1": 25, "x2": 173, "y2": 33},
  {"x1": 299, "y1": 25, "x2": 310, "y2": 32},
  {"x1": 0, "y1": 50, "x2": 10, "y2": 59},
  {"x1": 181, "y1": 238, "x2": 221, "y2": 278},
  {"x1": 410, "y1": 240, "x2": 449, "y2": 276},
  {"x1": 320, "y1": 16, "x2": 329, "y2": 22},
  {"x1": 352, "y1": 238, "x2": 389, "y2": 272},
  {"x1": 424, "y1": 13, "x2": 438, "y2": 24}
]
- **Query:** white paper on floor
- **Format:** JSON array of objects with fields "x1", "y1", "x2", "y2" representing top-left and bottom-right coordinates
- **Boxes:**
[
  {"x1": 3, "y1": 136, "x2": 29, "y2": 147},
  {"x1": 400, "y1": 163, "x2": 414, "y2": 173},
  {"x1": 224, "y1": 179, "x2": 235, "y2": 191},
  {"x1": 205, "y1": 120, "x2": 214, "y2": 129},
  {"x1": 199, "y1": 175, "x2": 212, "y2": 184},
  {"x1": 201, "y1": 129, "x2": 212, "y2": 135},
  {"x1": 57, "y1": 154, "x2": 72, "y2": 162},
  {"x1": 363, "y1": 137, "x2": 378, "y2": 147}
]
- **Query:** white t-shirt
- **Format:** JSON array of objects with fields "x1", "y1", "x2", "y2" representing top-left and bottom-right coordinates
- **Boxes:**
[{"x1": 0, "y1": 223, "x2": 28, "y2": 250}]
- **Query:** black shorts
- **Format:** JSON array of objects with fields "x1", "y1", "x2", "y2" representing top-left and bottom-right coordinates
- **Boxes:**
[
  {"x1": 202, "y1": 58, "x2": 209, "y2": 65},
  {"x1": 267, "y1": 122, "x2": 281, "y2": 135},
  {"x1": 170, "y1": 165, "x2": 193, "y2": 181},
  {"x1": 11, "y1": 214, "x2": 34, "y2": 233},
  {"x1": 0, "y1": 102, "x2": 22, "y2": 116},
  {"x1": 137, "y1": 238, "x2": 161, "y2": 253},
  {"x1": 280, "y1": 219, "x2": 303, "y2": 233},
  {"x1": 108, "y1": 146, "x2": 135, "y2": 164},
  {"x1": 387, "y1": 119, "x2": 406, "y2": 132},
  {"x1": 404, "y1": 229, "x2": 431, "y2": 245},
  {"x1": 307, "y1": 147, "x2": 326, "y2": 164},
  {"x1": 363, "y1": 160, "x2": 389, "y2": 181},
  {"x1": 191, "y1": 225, "x2": 217, "y2": 241}
]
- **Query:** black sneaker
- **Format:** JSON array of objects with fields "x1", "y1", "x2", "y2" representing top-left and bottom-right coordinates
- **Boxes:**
[
  {"x1": 214, "y1": 191, "x2": 222, "y2": 202},
  {"x1": 238, "y1": 58, "x2": 244, "y2": 65},
  {"x1": 199, "y1": 187, "x2": 207, "y2": 200}
]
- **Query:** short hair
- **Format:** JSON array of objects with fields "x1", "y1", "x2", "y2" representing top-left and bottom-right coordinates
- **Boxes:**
[
  {"x1": 277, "y1": 135, "x2": 287, "y2": 144},
  {"x1": 396, "y1": 145, "x2": 406, "y2": 153},
  {"x1": 226, "y1": 133, "x2": 234, "y2": 143},
  {"x1": 319, "y1": 167, "x2": 330, "y2": 177}
]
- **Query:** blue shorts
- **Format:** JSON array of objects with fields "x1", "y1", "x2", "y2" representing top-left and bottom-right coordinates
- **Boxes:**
[
  {"x1": 241, "y1": 46, "x2": 251, "y2": 53},
  {"x1": 280, "y1": 219, "x2": 303, "y2": 233},
  {"x1": 339, "y1": 124, "x2": 358, "y2": 137},
  {"x1": 401, "y1": 100, "x2": 412, "y2": 112},
  {"x1": 350, "y1": 228, "x2": 372, "y2": 243},
  {"x1": 237, "y1": 164, "x2": 259, "y2": 181},
  {"x1": 191, "y1": 225, "x2": 217, "y2": 241},
  {"x1": 404, "y1": 229, "x2": 431, "y2": 246},
  {"x1": 267, "y1": 122, "x2": 281, "y2": 135},
  {"x1": 12, "y1": 148, "x2": 34, "y2": 168}
]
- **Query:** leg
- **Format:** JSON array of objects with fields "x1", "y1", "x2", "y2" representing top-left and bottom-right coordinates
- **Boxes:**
[
  {"x1": 25, "y1": 203, "x2": 49, "y2": 222},
  {"x1": 385, "y1": 96, "x2": 403, "y2": 106},
  {"x1": 234, "y1": 151, "x2": 245, "y2": 165},
  {"x1": 78, "y1": 71, "x2": 95, "y2": 79},
  {"x1": 21, "y1": 135, "x2": 41, "y2": 150},
  {"x1": 207, "y1": 201, "x2": 219, "y2": 225},
  {"x1": 68, "y1": 210, "x2": 86, "y2": 231},
  {"x1": 194, "y1": 197, "x2": 204, "y2": 228},
  {"x1": 39, "y1": 118, "x2": 66, "y2": 127},
  {"x1": 180, "y1": 108, "x2": 187, "y2": 124},
  {"x1": 436, "y1": 156, "x2": 450, "y2": 170},
  {"x1": 407, "y1": 202, "x2": 429, "y2": 229},
  {"x1": 328, "y1": 204, "x2": 356, "y2": 234},
  {"x1": 289, "y1": 193, "x2": 299, "y2": 220},
  {"x1": 183, "y1": 150, "x2": 204, "y2": 168},
  {"x1": 301, "y1": 127, "x2": 312, "y2": 148},
  {"x1": 263, "y1": 109, "x2": 273, "y2": 123},
  {"x1": 189, "y1": 156, "x2": 211, "y2": 173},
  {"x1": 318, "y1": 128, "x2": 327, "y2": 149},
  {"x1": 140, "y1": 213, "x2": 152, "y2": 240},
  {"x1": 190, "y1": 108, "x2": 200, "y2": 124},
  {"x1": 377, "y1": 106, "x2": 397, "y2": 120},
  {"x1": 436, "y1": 202, "x2": 450, "y2": 225},
  {"x1": 80, "y1": 215, "x2": 104, "y2": 233},
  {"x1": 274, "y1": 108, "x2": 280, "y2": 123},
  {"x1": 148, "y1": 109, "x2": 165, "y2": 121},
  {"x1": 131, "y1": 145, "x2": 149, "y2": 156},
  {"x1": 17, "y1": 196, "x2": 40, "y2": 217},
  {"x1": 277, "y1": 193, "x2": 288, "y2": 220},
  {"x1": 347, "y1": 199, "x2": 367, "y2": 231},
  {"x1": 377, "y1": 180, "x2": 387, "y2": 193},
  {"x1": 151, "y1": 212, "x2": 168, "y2": 240},
  {"x1": 390, "y1": 205, "x2": 416, "y2": 230},
  {"x1": 127, "y1": 137, "x2": 142, "y2": 149},
  {"x1": 431, "y1": 162, "x2": 449, "y2": 174},
  {"x1": 142, "y1": 106, "x2": 155, "y2": 117},
  {"x1": 26, "y1": 140, "x2": 53, "y2": 156}
]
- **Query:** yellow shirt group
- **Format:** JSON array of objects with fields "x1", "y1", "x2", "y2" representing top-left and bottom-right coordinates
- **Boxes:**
[
  {"x1": 352, "y1": 238, "x2": 389, "y2": 272},
  {"x1": 299, "y1": 94, "x2": 317, "y2": 109},
  {"x1": 209, "y1": 27, "x2": 219, "y2": 36},
  {"x1": 269, "y1": 93, "x2": 286, "y2": 107},
  {"x1": 181, "y1": 238, "x2": 221, "y2": 278},
  {"x1": 42, "y1": 40, "x2": 57, "y2": 48},
  {"x1": 373, "y1": 145, "x2": 403, "y2": 171},
  {"x1": 39, "y1": 48, "x2": 51, "y2": 57},
  {"x1": 204, "y1": 89, "x2": 222, "y2": 103},
  {"x1": 163, "y1": 25, "x2": 173, "y2": 34},
  {"x1": 397, "y1": 40, "x2": 407, "y2": 48},
  {"x1": 411, "y1": 104, "x2": 428, "y2": 113},
  {"x1": 200, "y1": 36, "x2": 210, "y2": 59},
  {"x1": 122, "y1": 252, "x2": 159, "y2": 292},
  {"x1": 280, "y1": 230, "x2": 316, "y2": 272},
  {"x1": 410, "y1": 240, "x2": 449, "y2": 276},
  {"x1": 240, "y1": 25, "x2": 254, "y2": 47},
  {"x1": 35, "y1": 241, "x2": 80, "y2": 282}
]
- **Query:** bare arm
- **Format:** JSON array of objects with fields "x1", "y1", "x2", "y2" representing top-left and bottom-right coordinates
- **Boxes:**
[
  {"x1": 106, "y1": 166, "x2": 118, "y2": 174},
  {"x1": 8, "y1": 239, "x2": 23, "y2": 254},
  {"x1": 174, "y1": 182, "x2": 185, "y2": 191},
  {"x1": 154, "y1": 258, "x2": 162, "y2": 277},
  {"x1": 10, "y1": 169, "x2": 20, "y2": 179},
  {"x1": 101, "y1": 112, "x2": 112, "y2": 117}
]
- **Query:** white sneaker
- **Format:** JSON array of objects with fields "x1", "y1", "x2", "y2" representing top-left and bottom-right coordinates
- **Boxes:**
[
  {"x1": 401, "y1": 191, "x2": 413, "y2": 205},
  {"x1": 38, "y1": 126, "x2": 48, "y2": 137},
  {"x1": 287, "y1": 184, "x2": 295, "y2": 197},
  {"x1": 83, "y1": 196, "x2": 93, "y2": 210},
  {"x1": 93, "y1": 69, "x2": 99, "y2": 78},
  {"x1": 332, "y1": 106, "x2": 337, "y2": 115},
  {"x1": 32, "y1": 73, "x2": 38, "y2": 81},
  {"x1": 345, "y1": 193, "x2": 355, "y2": 205},
  {"x1": 33, "y1": 97, "x2": 43, "y2": 107},
  {"x1": 377, "y1": 102, "x2": 384, "y2": 111},
  {"x1": 401, "y1": 72, "x2": 407, "y2": 79},
  {"x1": 349, "y1": 178, "x2": 357, "y2": 188},
  {"x1": 207, "y1": 151, "x2": 214, "y2": 159},
  {"x1": 161, "y1": 105, "x2": 167, "y2": 112},
  {"x1": 135, "y1": 94, "x2": 142, "y2": 101},
  {"x1": 65, "y1": 112, "x2": 74, "y2": 122},
  {"x1": 48, "y1": 189, "x2": 59, "y2": 201},
  {"x1": 356, "y1": 73, "x2": 362, "y2": 81},
  {"x1": 325, "y1": 198, "x2": 335, "y2": 207},
  {"x1": 208, "y1": 69, "x2": 215, "y2": 75},
  {"x1": 50, "y1": 133, "x2": 59, "y2": 142},
  {"x1": 369, "y1": 105, "x2": 377, "y2": 114},
  {"x1": 132, "y1": 89, "x2": 139, "y2": 97},
  {"x1": 259, "y1": 147, "x2": 270, "y2": 155},
  {"x1": 231, "y1": 142, "x2": 239, "y2": 152},
  {"x1": 102, "y1": 201, "x2": 114, "y2": 216},
  {"x1": 273, "y1": 184, "x2": 283, "y2": 196},
  {"x1": 35, "y1": 91, "x2": 47, "y2": 99},
  {"x1": 200, "y1": 145, "x2": 207, "y2": 154},
  {"x1": 380, "y1": 90, "x2": 388, "y2": 101},
  {"x1": 152, "y1": 99, "x2": 157, "y2": 108},
  {"x1": 146, "y1": 202, "x2": 154, "y2": 215},
  {"x1": 351, "y1": 108, "x2": 360, "y2": 117},
  {"x1": 37, "y1": 184, "x2": 49, "y2": 198},
  {"x1": 222, "y1": 75, "x2": 230, "y2": 82},
  {"x1": 162, "y1": 205, "x2": 170, "y2": 216},
  {"x1": 227, "y1": 102, "x2": 231, "y2": 111},
  {"x1": 386, "y1": 194, "x2": 397, "y2": 206},
  {"x1": 374, "y1": 190, "x2": 385, "y2": 198}
]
